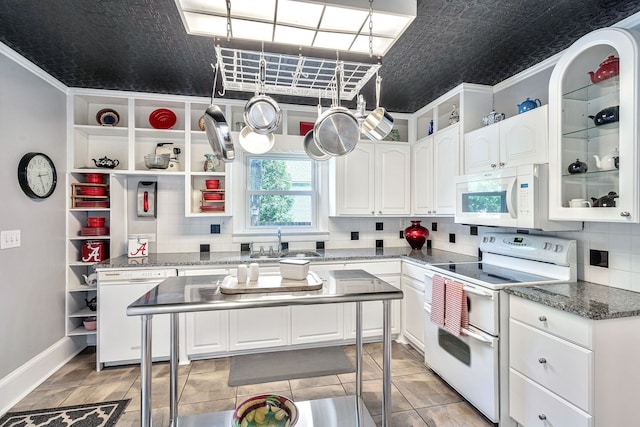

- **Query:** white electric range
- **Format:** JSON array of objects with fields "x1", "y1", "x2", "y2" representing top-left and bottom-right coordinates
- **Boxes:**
[{"x1": 422, "y1": 232, "x2": 577, "y2": 426}]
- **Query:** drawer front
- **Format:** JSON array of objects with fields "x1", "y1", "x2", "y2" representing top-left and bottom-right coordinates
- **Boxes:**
[
  {"x1": 510, "y1": 369, "x2": 592, "y2": 427},
  {"x1": 510, "y1": 319, "x2": 592, "y2": 412},
  {"x1": 402, "y1": 261, "x2": 427, "y2": 281},
  {"x1": 510, "y1": 295, "x2": 592, "y2": 348}
]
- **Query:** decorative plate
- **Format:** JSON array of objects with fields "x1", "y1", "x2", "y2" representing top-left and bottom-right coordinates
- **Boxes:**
[
  {"x1": 149, "y1": 108, "x2": 177, "y2": 129},
  {"x1": 96, "y1": 108, "x2": 120, "y2": 126},
  {"x1": 233, "y1": 394, "x2": 298, "y2": 427}
]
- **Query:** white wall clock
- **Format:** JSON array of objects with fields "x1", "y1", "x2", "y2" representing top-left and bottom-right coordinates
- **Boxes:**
[{"x1": 17, "y1": 152, "x2": 57, "y2": 199}]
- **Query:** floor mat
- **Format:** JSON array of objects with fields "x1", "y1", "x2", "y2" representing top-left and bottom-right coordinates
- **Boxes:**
[
  {"x1": 0, "y1": 399, "x2": 130, "y2": 427},
  {"x1": 228, "y1": 347, "x2": 354, "y2": 386}
]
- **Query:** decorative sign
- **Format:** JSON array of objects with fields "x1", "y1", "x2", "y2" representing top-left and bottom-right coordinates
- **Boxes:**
[{"x1": 128, "y1": 237, "x2": 149, "y2": 258}]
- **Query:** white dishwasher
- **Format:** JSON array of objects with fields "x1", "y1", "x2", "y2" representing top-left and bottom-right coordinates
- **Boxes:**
[{"x1": 97, "y1": 268, "x2": 177, "y2": 370}]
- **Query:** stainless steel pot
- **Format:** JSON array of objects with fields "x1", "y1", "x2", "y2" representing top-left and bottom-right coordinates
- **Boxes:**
[
  {"x1": 361, "y1": 75, "x2": 394, "y2": 141},
  {"x1": 304, "y1": 103, "x2": 331, "y2": 161},
  {"x1": 313, "y1": 64, "x2": 360, "y2": 156},
  {"x1": 243, "y1": 58, "x2": 282, "y2": 134}
]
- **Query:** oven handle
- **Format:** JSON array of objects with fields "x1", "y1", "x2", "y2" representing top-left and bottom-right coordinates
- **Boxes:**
[
  {"x1": 506, "y1": 176, "x2": 517, "y2": 219},
  {"x1": 461, "y1": 327, "x2": 494, "y2": 345},
  {"x1": 462, "y1": 285, "x2": 494, "y2": 299}
]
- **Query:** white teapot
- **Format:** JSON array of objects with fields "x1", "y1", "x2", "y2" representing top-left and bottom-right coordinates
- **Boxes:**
[{"x1": 82, "y1": 273, "x2": 97, "y2": 287}]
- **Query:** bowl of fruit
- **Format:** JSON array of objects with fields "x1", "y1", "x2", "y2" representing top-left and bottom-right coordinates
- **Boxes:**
[{"x1": 232, "y1": 394, "x2": 298, "y2": 427}]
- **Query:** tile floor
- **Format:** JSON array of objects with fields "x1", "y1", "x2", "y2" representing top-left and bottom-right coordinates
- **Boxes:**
[{"x1": 9, "y1": 342, "x2": 493, "y2": 427}]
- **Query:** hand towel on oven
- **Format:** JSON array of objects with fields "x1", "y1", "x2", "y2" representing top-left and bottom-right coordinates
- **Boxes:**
[
  {"x1": 430, "y1": 275, "x2": 446, "y2": 327},
  {"x1": 443, "y1": 279, "x2": 469, "y2": 337}
]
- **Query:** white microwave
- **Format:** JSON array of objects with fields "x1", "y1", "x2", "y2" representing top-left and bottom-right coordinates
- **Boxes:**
[{"x1": 455, "y1": 164, "x2": 581, "y2": 231}]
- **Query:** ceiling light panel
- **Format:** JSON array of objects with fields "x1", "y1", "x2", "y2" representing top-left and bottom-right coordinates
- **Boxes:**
[
  {"x1": 277, "y1": 0, "x2": 324, "y2": 28},
  {"x1": 314, "y1": 31, "x2": 356, "y2": 51},
  {"x1": 319, "y1": 6, "x2": 369, "y2": 32},
  {"x1": 274, "y1": 25, "x2": 316, "y2": 46},
  {"x1": 177, "y1": 0, "x2": 226, "y2": 14},
  {"x1": 350, "y1": 35, "x2": 393, "y2": 55},
  {"x1": 231, "y1": 19, "x2": 274, "y2": 41},
  {"x1": 229, "y1": 0, "x2": 276, "y2": 21},
  {"x1": 182, "y1": 12, "x2": 227, "y2": 36},
  {"x1": 371, "y1": 12, "x2": 414, "y2": 37}
]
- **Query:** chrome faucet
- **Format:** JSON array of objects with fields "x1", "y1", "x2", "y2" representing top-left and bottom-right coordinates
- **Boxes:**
[{"x1": 277, "y1": 228, "x2": 282, "y2": 253}]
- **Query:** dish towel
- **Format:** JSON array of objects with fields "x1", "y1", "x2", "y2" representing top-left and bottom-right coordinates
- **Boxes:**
[
  {"x1": 430, "y1": 275, "x2": 446, "y2": 327},
  {"x1": 443, "y1": 279, "x2": 469, "y2": 337}
]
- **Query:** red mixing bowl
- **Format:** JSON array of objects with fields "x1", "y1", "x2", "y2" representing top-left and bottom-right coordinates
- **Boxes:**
[
  {"x1": 203, "y1": 193, "x2": 223, "y2": 201},
  {"x1": 205, "y1": 179, "x2": 220, "y2": 189},
  {"x1": 85, "y1": 173, "x2": 104, "y2": 184},
  {"x1": 80, "y1": 186, "x2": 106, "y2": 196},
  {"x1": 87, "y1": 217, "x2": 105, "y2": 227}
]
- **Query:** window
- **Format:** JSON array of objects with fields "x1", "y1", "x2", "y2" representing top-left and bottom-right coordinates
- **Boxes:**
[{"x1": 247, "y1": 155, "x2": 316, "y2": 228}]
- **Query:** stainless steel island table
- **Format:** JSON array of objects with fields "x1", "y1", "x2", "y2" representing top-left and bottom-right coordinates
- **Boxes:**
[{"x1": 127, "y1": 269, "x2": 403, "y2": 427}]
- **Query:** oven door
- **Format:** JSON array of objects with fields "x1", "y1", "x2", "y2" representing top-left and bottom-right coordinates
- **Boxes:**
[
  {"x1": 455, "y1": 167, "x2": 518, "y2": 227},
  {"x1": 424, "y1": 303, "x2": 499, "y2": 422},
  {"x1": 424, "y1": 269, "x2": 499, "y2": 336}
]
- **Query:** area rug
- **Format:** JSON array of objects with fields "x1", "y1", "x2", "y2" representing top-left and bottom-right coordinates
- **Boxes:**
[
  {"x1": 0, "y1": 399, "x2": 130, "y2": 427},
  {"x1": 229, "y1": 347, "x2": 354, "y2": 386}
]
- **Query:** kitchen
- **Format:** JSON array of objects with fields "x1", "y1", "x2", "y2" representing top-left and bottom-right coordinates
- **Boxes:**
[{"x1": 3, "y1": 1, "x2": 640, "y2": 426}]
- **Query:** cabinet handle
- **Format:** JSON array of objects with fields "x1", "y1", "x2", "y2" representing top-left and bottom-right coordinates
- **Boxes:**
[
  {"x1": 620, "y1": 211, "x2": 631, "y2": 217},
  {"x1": 538, "y1": 316, "x2": 547, "y2": 322},
  {"x1": 538, "y1": 357, "x2": 547, "y2": 364},
  {"x1": 538, "y1": 414, "x2": 547, "y2": 420},
  {"x1": 490, "y1": 163, "x2": 497, "y2": 168}
]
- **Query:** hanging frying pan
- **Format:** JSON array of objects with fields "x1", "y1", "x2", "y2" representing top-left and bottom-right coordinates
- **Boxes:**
[
  {"x1": 239, "y1": 125, "x2": 275, "y2": 154},
  {"x1": 304, "y1": 103, "x2": 331, "y2": 161},
  {"x1": 362, "y1": 74, "x2": 394, "y2": 141},
  {"x1": 313, "y1": 63, "x2": 360, "y2": 156},
  {"x1": 204, "y1": 64, "x2": 235, "y2": 162},
  {"x1": 243, "y1": 56, "x2": 282, "y2": 135}
]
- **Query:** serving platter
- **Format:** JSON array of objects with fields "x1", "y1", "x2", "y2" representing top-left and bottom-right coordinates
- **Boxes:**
[{"x1": 219, "y1": 272, "x2": 322, "y2": 294}]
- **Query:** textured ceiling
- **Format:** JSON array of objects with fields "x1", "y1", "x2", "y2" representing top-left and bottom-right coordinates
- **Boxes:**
[{"x1": 1, "y1": 0, "x2": 640, "y2": 113}]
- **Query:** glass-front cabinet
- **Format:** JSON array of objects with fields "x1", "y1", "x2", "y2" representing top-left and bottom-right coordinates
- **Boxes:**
[{"x1": 549, "y1": 28, "x2": 640, "y2": 222}]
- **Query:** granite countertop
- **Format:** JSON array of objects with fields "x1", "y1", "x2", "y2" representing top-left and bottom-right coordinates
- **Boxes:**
[
  {"x1": 506, "y1": 282, "x2": 640, "y2": 320},
  {"x1": 95, "y1": 247, "x2": 479, "y2": 269}
]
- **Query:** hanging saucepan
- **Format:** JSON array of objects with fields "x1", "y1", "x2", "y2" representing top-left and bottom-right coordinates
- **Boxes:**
[
  {"x1": 361, "y1": 74, "x2": 394, "y2": 141},
  {"x1": 243, "y1": 56, "x2": 282, "y2": 135},
  {"x1": 204, "y1": 64, "x2": 235, "y2": 162},
  {"x1": 304, "y1": 102, "x2": 331, "y2": 161},
  {"x1": 239, "y1": 125, "x2": 275, "y2": 154},
  {"x1": 313, "y1": 63, "x2": 360, "y2": 156}
]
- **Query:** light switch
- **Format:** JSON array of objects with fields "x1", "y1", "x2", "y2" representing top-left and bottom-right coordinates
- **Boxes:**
[{"x1": 1, "y1": 230, "x2": 21, "y2": 249}]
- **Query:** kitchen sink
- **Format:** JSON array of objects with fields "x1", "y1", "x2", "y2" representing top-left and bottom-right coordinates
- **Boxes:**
[{"x1": 248, "y1": 251, "x2": 323, "y2": 259}]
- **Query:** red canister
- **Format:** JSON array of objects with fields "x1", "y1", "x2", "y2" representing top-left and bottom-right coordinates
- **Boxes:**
[{"x1": 82, "y1": 240, "x2": 105, "y2": 262}]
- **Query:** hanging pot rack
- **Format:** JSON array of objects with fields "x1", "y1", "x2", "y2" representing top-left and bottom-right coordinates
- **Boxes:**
[{"x1": 214, "y1": 46, "x2": 381, "y2": 101}]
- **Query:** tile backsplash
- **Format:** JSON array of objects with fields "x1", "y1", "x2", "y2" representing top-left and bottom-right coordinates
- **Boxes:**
[{"x1": 142, "y1": 178, "x2": 640, "y2": 292}]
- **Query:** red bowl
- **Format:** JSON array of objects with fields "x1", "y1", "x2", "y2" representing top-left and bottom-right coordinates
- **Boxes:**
[
  {"x1": 80, "y1": 186, "x2": 106, "y2": 196},
  {"x1": 205, "y1": 179, "x2": 220, "y2": 189},
  {"x1": 87, "y1": 217, "x2": 105, "y2": 227},
  {"x1": 85, "y1": 173, "x2": 104, "y2": 184},
  {"x1": 149, "y1": 108, "x2": 177, "y2": 129},
  {"x1": 203, "y1": 193, "x2": 223, "y2": 201}
]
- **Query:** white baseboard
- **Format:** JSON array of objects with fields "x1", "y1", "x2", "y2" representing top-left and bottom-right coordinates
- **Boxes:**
[{"x1": 0, "y1": 337, "x2": 85, "y2": 416}]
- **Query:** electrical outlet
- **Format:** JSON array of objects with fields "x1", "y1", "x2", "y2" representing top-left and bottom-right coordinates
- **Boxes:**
[{"x1": 1, "y1": 230, "x2": 21, "y2": 249}]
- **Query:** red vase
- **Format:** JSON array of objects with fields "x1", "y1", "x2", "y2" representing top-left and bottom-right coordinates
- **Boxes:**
[{"x1": 404, "y1": 221, "x2": 429, "y2": 250}]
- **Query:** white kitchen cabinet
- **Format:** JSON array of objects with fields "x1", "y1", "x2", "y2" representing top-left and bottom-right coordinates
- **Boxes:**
[
  {"x1": 290, "y1": 304, "x2": 344, "y2": 344},
  {"x1": 463, "y1": 106, "x2": 548, "y2": 174},
  {"x1": 433, "y1": 125, "x2": 459, "y2": 215},
  {"x1": 333, "y1": 141, "x2": 410, "y2": 216},
  {"x1": 548, "y1": 28, "x2": 640, "y2": 222},
  {"x1": 229, "y1": 307, "x2": 290, "y2": 351},
  {"x1": 400, "y1": 261, "x2": 426, "y2": 351},
  {"x1": 411, "y1": 136, "x2": 435, "y2": 215},
  {"x1": 509, "y1": 295, "x2": 640, "y2": 427}
]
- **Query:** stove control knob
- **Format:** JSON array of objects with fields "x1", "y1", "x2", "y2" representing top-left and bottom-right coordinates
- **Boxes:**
[
  {"x1": 482, "y1": 237, "x2": 489, "y2": 243},
  {"x1": 544, "y1": 242, "x2": 552, "y2": 250},
  {"x1": 489, "y1": 236, "x2": 495, "y2": 242},
  {"x1": 554, "y1": 244, "x2": 563, "y2": 252}
]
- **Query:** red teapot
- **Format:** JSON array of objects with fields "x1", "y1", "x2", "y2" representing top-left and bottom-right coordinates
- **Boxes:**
[{"x1": 588, "y1": 55, "x2": 619, "y2": 83}]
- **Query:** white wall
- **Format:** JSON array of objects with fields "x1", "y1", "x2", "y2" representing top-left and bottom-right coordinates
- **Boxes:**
[{"x1": 0, "y1": 45, "x2": 68, "y2": 378}]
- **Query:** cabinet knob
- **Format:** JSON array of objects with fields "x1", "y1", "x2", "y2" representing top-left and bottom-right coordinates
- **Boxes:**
[
  {"x1": 371, "y1": 211, "x2": 375, "y2": 215},
  {"x1": 490, "y1": 163, "x2": 497, "y2": 168},
  {"x1": 538, "y1": 357, "x2": 547, "y2": 364},
  {"x1": 378, "y1": 211, "x2": 382, "y2": 214},
  {"x1": 538, "y1": 316, "x2": 547, "y2": 322},
  {"x1": 538, "y1": 414, "x2": 547, "y2": 420},
  {"x1": 620, "y1": 211, "x2": 631, "y2": 217},
  {"x1": 499, "y1": 162, "x2": 505, "y2": 167}
]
